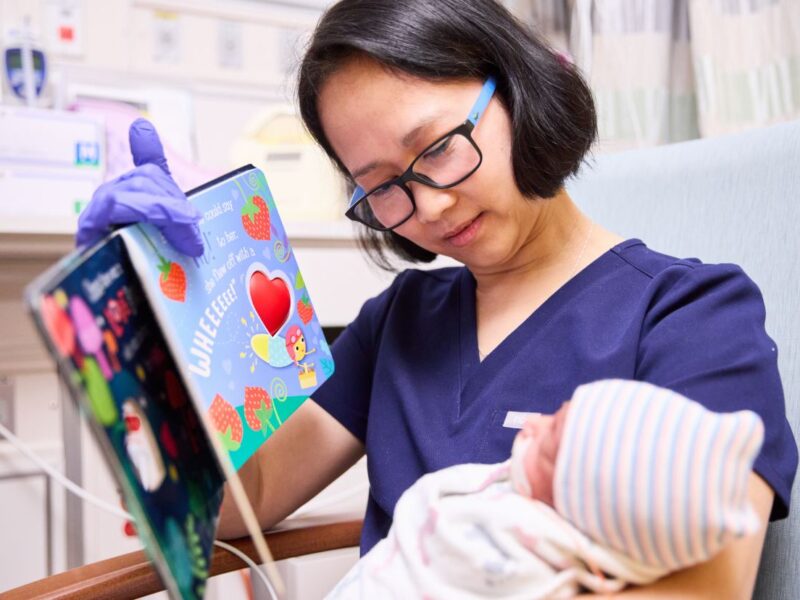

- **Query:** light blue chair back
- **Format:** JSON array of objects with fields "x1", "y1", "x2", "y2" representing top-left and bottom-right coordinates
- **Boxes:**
[{"x1": 567, "y1": 120, "x2": 800, "y2": 599}]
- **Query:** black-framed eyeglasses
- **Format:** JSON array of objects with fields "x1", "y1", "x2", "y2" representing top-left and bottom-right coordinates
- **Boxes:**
[{"x1": 345, "y1": 76, "x2": 497, "y2": 231}]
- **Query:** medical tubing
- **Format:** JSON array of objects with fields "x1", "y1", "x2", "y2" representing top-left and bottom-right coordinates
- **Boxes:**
[
  {"x1": 0, "y1": 420, "x2": 130, "y2": 520},
  {"x1": 214, "y1": 540, "x2": 279, "y2": 600}
]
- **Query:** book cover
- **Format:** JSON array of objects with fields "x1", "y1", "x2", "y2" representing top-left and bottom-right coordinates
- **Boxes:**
[
  {"x1": 120, "y1": 165, "x2": 334, "y2": 470},
  {"x1": 27, "y1": 235, "x2": 224, "y2": 599}
]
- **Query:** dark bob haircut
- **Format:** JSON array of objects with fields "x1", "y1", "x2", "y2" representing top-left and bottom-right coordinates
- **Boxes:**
[{"x1": 298, "y1": 0, "x2": 597, "y2": 271}]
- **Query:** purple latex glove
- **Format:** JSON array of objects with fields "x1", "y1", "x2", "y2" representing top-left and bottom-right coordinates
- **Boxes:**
[{"x1": 76, "y1": 118, "x2": 204, "y2": 257}]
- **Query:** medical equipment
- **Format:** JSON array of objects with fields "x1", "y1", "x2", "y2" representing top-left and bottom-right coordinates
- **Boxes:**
[
  {"x1": 2, "y1": 18, "x2": 46, "y2": 106},
  {"x1": 0, "y1": 106, "x2": 104, "y2": 234}
]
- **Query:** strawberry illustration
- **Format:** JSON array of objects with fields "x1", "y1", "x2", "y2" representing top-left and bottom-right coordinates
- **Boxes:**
[
  {"x1": 297, "y1": 293, "x2": 313, "y2": 324},
  {"x1": 208, "y1": 394, "x2": 243, "y2": 452},
  {"x1": 241, "y1": 195, "x2": 271, "y2": 241},
  {"x1": 244, "y1": 386, "x2": 274, "y2": 434},
  {"x1": 158, "y1": 258, "x2": 186, "y2": 302},
  {"x1": 136, "y1": 225, "x2": 188, "y2": 302}
]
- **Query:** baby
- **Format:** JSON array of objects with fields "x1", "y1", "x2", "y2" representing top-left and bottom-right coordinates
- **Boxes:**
[{"x1": 328, "y1": 379, "x2": 764, "y2": 599}]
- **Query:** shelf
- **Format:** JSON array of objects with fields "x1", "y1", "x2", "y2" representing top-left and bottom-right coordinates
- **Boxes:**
[{"x1": 0, "y1": 232, "x2": 76, "y2": 260}]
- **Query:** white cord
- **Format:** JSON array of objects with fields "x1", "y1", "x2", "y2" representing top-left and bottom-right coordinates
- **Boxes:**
[
  {"x1": 213, "y1": 540, "x2": 279, "y2": 600},
  {"x1": 0, "y1": 420, "x2": 279, "y2": 600},
  {"x1": 0, "y1": 420, "x2": 131, "y2": 520}
]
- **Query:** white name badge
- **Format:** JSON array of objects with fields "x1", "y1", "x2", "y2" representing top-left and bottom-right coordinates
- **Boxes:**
[{"x1": 503, "y1": 411, "x2": 541, "y2": 429}]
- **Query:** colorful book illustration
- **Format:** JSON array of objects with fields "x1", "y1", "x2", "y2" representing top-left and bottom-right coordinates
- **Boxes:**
[
  {"x1": 28, "y1": 236, "x2": 224, "y2": 599},
  {"x1": 25, "y1": 165, "x2": 331, "y2": 599},
  {"x1": 121, "y1": 165, "x2": 334, "y2": 470}
]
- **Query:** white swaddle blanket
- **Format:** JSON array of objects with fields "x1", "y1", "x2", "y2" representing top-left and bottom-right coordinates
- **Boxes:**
[{"x1": 327, "y1": 380, "x2": 764, "y2": 599}]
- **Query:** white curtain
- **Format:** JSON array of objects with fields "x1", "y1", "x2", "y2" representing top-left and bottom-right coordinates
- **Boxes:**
[{"x1": 504, "y1": 0, "x2": 800, "y2": 151}]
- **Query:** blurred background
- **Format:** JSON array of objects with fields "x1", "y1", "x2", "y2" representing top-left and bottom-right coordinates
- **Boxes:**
[{"x1": 0, "y1": 0, "x2": 798, "y2": 598}]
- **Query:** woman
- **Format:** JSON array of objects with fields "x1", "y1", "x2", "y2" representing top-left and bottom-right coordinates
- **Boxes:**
[{"x1": 77, "y1": 0, "x2": 796, "y2": 596}]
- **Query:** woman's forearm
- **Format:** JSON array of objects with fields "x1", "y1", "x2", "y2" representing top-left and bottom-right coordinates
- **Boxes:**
[
  {"x1": 217, "y1": 451, "x2": 265, "y2": 539},
  {"x1": 215, "y1": 399, "x2": 365, "y2": 540}
]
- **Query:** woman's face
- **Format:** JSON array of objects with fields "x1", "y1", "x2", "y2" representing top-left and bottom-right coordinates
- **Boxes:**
[{"x1": 318, "y1": 58, "x2": 541, "y2": 271}]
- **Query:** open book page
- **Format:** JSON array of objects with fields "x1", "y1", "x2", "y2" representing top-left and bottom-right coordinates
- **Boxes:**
[{"x1": 119, "y1": 165, "x2": 335, "y2": 471}]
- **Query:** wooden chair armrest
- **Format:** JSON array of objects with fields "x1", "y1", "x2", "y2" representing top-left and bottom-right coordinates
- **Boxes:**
[{"x1": 2, "y1": 519, "x2": 362, "y2": 600}]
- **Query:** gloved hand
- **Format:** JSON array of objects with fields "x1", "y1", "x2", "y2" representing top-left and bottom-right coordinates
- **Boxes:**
[{"x1": 76, "y1": 118, "x2": 204, "y2": 257}]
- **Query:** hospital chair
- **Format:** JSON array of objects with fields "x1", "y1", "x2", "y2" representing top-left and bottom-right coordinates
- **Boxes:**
[
  {"x1": 6, "y1": 120, "x2": 799, "y2": 599},
  {"x1": 568, "y1": 118, "x2": 800, "y2": 600}
]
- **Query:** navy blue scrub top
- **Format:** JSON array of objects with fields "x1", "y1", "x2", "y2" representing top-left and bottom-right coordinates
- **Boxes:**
[{"x1": 313, "y1": 239, "x2": 798, "y2": 555}]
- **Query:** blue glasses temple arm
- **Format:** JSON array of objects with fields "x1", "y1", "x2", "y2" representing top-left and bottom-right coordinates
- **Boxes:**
[
  {"x1": 467, "y1": 76, "x2": 497, "y2": 127},
  {"x1": 350, "y1": 186, "x2": 366, "y2": 207}
]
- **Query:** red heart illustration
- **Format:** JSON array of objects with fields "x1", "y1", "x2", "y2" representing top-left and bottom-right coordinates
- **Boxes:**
[{"x1": 249, "y1": 271, "x2": 291, "y2": 336}]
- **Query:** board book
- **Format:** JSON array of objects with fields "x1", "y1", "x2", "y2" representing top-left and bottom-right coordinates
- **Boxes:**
[{"x1": 25, "y1": 165, "x2": 334, "y2": 599}]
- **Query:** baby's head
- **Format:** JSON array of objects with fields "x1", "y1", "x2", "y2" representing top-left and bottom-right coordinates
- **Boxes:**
[
  {"x1": 510, "y1": 379, "x2": 765, "y2": 570},
  {"x1": 510, "y1": 401, "x2": 571, "y2": 506}
]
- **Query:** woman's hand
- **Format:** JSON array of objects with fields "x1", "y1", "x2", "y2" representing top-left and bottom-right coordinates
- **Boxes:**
[{"x1": 76, "y1": 118, "x2": 204, "y2": 257}]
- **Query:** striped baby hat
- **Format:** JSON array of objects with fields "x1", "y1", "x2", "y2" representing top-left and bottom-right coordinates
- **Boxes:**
[{"x1": 553, "y1": 379, "x2": 764, "y2": 571}]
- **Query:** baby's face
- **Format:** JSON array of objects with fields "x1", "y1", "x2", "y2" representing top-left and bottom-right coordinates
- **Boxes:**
[{"x1": 513, "y1": 401, "x2": 571, "y2": 506}]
